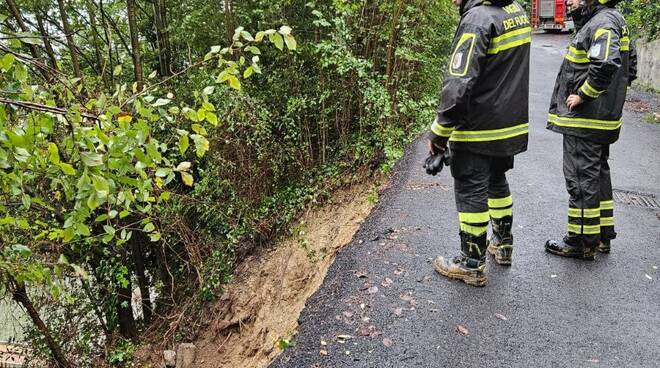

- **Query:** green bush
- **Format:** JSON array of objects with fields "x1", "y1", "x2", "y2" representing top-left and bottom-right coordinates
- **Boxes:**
[{"x1": 0, "y1": 0, "x2": 457, "y2": 365}]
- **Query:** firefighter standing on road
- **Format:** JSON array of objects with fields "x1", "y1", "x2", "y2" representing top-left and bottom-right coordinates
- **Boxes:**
[
  {"x1": 545, "y1": 0, "x2": 636, "y2": 259},
  {"x1": 429, "y1": 0, "x2": 531, "y2": 286}
]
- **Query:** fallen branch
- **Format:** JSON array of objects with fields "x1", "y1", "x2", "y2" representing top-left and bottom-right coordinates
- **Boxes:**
[{"x1": 0, "y1": 97, "x2": 99, "y2": 120}]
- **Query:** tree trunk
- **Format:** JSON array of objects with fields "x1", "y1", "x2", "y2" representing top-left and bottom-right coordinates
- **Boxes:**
[
  {"x1": 93, "y1": 0, "x2": 134, "y2": 59},
  {"x1": 11, "y1": 279, "x2": 73, "y2": 368},
  {"x1": 127, "y1": 0, "x2": 144, "y2": 90},
  {"x1": 116, "y1": 277, "x2": 138, "y2": 340},
  {"x1": 161, "y1": 0, "x2": 173, "y2": 72},
  {"x1": 156, "y1": 242, "x2": 174, "y2": 311},
  {"x1": 385, "y1": 0, "x2": 405, "y2": 112},
  {"x1": 223, "y1": 0, "x2": 234, "y2": 46},
  {"x1": 130, "y1": 233, "x2": 153, "y2": 323},
  {"x1": 153, "y1": 0, "x2": 171, "y2": 76},
  {"x1": 87, "y1": 1, "x2": 109, "y2": 87},
  {"x1": 35, "y1": 12, "x2": 59, "y2": 72},
  {"x1": 5, "y1": 0, "x2": 52, "y2": 80},
  {"x1": 56, "y1": 0, "x2": 82, "y2": 78},
  {"x1": 98, "y1": 0, "x2": 115, "y2": 86}
]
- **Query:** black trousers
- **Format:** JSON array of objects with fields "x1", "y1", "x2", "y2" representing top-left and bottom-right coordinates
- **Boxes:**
[
  {"x1": 563, "y1": 135, "x2": 616, "y2": 247},
  {"x1": 450, "y1": 149, "x2": 514, "y2": 241}
]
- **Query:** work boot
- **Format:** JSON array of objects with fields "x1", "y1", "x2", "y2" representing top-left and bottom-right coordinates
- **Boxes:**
[
  {"x1": 544, "y1": 235, "x2": 596, "y2": 260},
  {"x1": 597, "y1": 239, "x2": 611, "y2": 253},
  {"x1": 434, "y1": 232, "x2": 487, "y2": 287},
  {"x1": 488, "y1": 216, "x2": 513, "y2": 266}
]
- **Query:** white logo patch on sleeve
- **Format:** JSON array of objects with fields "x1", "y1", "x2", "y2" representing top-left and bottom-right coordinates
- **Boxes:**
[
  {"x1": 588, "y1": 44, "x2": 602, "y2": 59},
  {"x1": 452, "y1": 52, "x2": 464, "y2": 70}
]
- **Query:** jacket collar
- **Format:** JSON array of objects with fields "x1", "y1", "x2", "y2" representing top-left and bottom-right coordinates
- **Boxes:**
[
  {"x1": 460, "y1": 0, "x2": 513, "y2": 15},
  {"x1": 582, "y1": 3, "x2": 607, "y2": 22},
  {"x1": 460, "y1": 0, "x2": 483, "y2": 15}
]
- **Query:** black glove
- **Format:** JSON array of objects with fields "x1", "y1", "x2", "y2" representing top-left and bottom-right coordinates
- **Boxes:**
[{"x1": 423, "y1": 147, "x2": 451, "y2": 176}]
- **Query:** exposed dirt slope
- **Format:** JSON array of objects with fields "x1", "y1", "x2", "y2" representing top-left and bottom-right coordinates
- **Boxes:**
[{"x1": 187, "y1": 181, "x2": 379, "y2": 367}]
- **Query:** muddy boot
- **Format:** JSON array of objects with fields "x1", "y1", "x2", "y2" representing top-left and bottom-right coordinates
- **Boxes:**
[
  {"x1": 545, "y1": 235, "x2": 596, "y2": 260},
  {"x1": 488, "y1": 216, "x2": 513, "y2": 266},
  {"x1": 434, "y1": 232, "x2": 487, "y2": 287},
  {"x1": 597, "y1": 239, "x2": 611, "y2": 253}
]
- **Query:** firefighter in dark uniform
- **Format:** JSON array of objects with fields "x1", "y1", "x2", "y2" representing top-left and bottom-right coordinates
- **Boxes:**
[
  {"x1": 429, "y1": 0, "x2": 530, "y2": 286},
  {"x1": 545, "y1": 0, "x2": 636, "y2": 259}
]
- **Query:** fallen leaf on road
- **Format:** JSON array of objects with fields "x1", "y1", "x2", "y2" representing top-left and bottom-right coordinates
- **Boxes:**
[
  {"x1": 417, "y1": 275, "x2": 432, "y2": 283},
  {"x1": 645, "y1": 274, "x2": 653, "y2": 280},
  {"x1": 394, "y1": 268, "x2": 404, "y2": 276},
  {"x1": 495, "y1": 313, "x2": 508, "y2": 321},
  {"x1": 337, "y1": 336, "x2": 351, "y2": 344},
  {"x1": 355, "y1": 271, "x2": 368, "y2": 278},
  {"x1": 320, "y1": 349, "x2": 328, "y2": 356},
  {"x1": 367, "y1": 286, "x2": 379, "y2": 294},
  {"x1": 320, "y1": 340, "x2": 327, "y2": 346},
  {"x1": 456, "y1": 325, "x2": 469, "y2": 336},
  {"x1": 381, "y1": 278, "x2": 393, "y2": 287},
  {"x1": 394, "y1": 308, "x2": 404, "y2": 317},
  {"x1": 399, "y1": 294, "x2": 418, "y2": 307},
  {"x1": 277, "y1": 338, "x2": 296, "y2": 349},
  {"x1": 383, "y1": 338, "x2": 393, "y2": 347}
]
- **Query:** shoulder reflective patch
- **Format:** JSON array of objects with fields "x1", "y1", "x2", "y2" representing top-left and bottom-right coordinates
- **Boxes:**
[
  {"x1": 590, "y1": 28, "x2": 612, "y2": 60},
  {"x1": 449, "y1": 33, "x2": 476, "y2": 77}
]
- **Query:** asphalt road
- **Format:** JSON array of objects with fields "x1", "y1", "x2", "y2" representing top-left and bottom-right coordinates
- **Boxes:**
[{"x1": 271, "y1": 33, "x2": 660, "y2": 368}]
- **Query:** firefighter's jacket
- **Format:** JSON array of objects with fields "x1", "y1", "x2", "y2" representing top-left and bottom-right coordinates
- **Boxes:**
[
  {"x1": 430, "y1": 0, "x2": 530, "y2": 157},
  {"x1": 547, "y1": 5, "x2": 636, "y2": 144}
]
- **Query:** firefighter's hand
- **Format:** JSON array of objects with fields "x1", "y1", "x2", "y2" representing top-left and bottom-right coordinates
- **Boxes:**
[
  {"x1": 428, "y1": 136, "x2": 447, "y2": 155},
  {"x1": 566, "y1": 94, "x2": 584, "y2": 112}
]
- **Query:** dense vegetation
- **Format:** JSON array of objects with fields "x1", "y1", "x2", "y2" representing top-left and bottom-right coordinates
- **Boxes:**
[
  {"x1": 0, "y1": 0, "x2": 457, "y2": 365},
  {"x1": 619, "y1": 0, "x2": 660, "y2": 40}
]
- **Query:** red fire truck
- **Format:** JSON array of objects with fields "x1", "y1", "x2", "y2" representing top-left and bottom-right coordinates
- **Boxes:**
[{"x1": 531, "y1": 0, "x2": 574, "y2": 32}]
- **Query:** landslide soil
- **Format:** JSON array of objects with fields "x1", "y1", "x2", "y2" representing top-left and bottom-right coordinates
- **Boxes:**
[{"x1": 139, "y1": 179, "x2": 381, "y2": 368}]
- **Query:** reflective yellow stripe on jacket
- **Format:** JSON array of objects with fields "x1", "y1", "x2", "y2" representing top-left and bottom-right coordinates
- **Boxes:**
[
  {"x1": 579, "y1": 80, "x2": 605, "y2": 99},
  {"x1": 548, "y1": 114, "x2": 621, "y2": 131},
  {"x1": 566, "y1": 46, "x2": 589, "y2": 63},
  {"x1": 431, "y1": 121, "x2": 454, "y2": 138},
  {"x1": 449, "y1": 123, "x2": 528, "y2": 142},
  {"x1": 487, "y1": 27, "x2": 532, "y2": 55}
]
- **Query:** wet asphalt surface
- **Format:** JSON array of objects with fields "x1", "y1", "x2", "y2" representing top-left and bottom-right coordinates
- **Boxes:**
[{"x1": 271, "y1": 33, "x2": 660, "y2": 368}]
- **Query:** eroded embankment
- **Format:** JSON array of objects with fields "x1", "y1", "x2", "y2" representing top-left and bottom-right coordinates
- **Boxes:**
[{"x1": 138, "y1": 179, "x2": 381, "y2": 368}]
